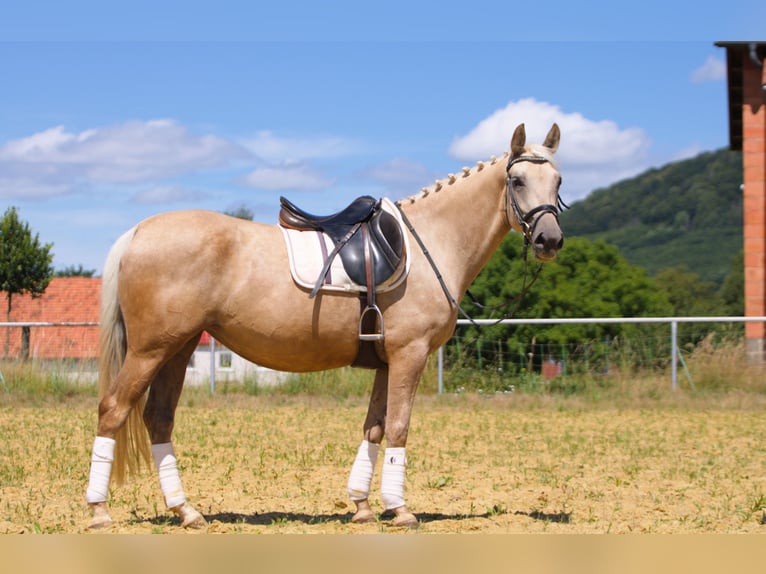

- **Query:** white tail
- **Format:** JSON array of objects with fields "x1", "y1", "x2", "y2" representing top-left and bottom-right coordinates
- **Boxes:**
[{"x1": 97, "y1": 227, "x2": 151, "y2": 484}]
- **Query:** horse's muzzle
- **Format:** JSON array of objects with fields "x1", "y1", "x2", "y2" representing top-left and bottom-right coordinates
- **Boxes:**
[{"x1": 531, "y1": 214, "x2": 564, "y2": 261}]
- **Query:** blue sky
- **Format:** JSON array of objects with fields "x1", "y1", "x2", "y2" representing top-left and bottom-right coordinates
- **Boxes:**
[{"x1": 1, "y1": 1, "x2": 764, "y2": 273}]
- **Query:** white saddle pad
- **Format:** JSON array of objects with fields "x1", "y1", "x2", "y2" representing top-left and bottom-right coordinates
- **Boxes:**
[{"x1": 281, "y1": 198, "x2": 410, "y2": 294}]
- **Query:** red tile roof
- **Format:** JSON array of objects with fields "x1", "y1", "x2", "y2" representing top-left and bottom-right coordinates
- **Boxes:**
[
  {"x1": 2, "y1": 277, "x2": 220, "y2": 360},
  {"x1": 2, "y1": 277, "x2": 101, "y2": 359}
]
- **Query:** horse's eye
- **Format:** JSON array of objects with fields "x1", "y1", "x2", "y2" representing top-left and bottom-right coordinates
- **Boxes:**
[{"x1": 511, "y1": 177, "x2": 523, "y2": 188}]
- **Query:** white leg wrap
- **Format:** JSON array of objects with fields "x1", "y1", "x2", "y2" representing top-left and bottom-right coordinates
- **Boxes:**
[
  {"x1": 86, "y1": 436, "x2": 115, "y2": 503},
  {"x1": 152, "y1": 442, "x2": 186, "y2": 509},
  {"x1": 347, "y1": 440, "x2": 380, "y2": 501},
  {"x1": 380, "y1": 447, "x2": 407, "y2": 510}
]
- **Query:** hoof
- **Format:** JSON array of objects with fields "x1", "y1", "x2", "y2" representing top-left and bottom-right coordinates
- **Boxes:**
[
  {"x1": 87, "y1": 502, "x2": 113, "y2": 530},
  {"x1": 351, "y1": 499, "x2": 377, "y2": 524},
  {"x1": 352, "y1": 508, "x2": 377, "y2": 524},
  {"x1": 87, "y1": 515, "x2": 113, "y2": 530},
  {"x1": 391, "y1": 506, "x2": 419, "y2": 529},
  {"x1": 172, "y1": 502, "x2": 208, "y2": 530}
]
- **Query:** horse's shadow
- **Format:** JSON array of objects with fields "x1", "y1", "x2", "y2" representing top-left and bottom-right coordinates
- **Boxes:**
[
  {"x1": 515, "y1": 510, "x2": 571, "y2": 524},
  {"x1": 131, "y1": 508, "x2": 571, "y2": 528}
]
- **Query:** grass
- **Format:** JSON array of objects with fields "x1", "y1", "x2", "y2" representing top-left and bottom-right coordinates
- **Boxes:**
[{"x1": 0, "y1": 360, "x2": 97, "y2": 405}]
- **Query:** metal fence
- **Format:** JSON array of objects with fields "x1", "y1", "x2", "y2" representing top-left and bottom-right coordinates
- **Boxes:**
[
  {"x1": 437, "y1": 316, "x2": 766, "y2": 394},
  {"x1": 3, "y1": 317, "x2": 765, "y2": 395}
]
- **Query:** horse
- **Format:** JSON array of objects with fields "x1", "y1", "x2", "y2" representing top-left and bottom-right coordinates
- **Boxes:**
[{"x1": 85, "y1": 123, "x2": 565, "y2": 529}]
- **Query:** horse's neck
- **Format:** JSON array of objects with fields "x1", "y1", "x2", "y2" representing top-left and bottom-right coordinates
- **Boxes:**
[{"x1": 401, "y1": 158, "x2": 510, "y2": 297}]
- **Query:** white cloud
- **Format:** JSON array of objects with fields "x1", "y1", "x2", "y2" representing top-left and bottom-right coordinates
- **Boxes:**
[
  {"x1": 0, "y1": 120, "x2": 248, "y2": 198},
  {"x1": 691, "y1": 56, "x2": 726, "y2": 83},
  {"x1": 448, "y1": 98, "x2": 652, "y2": 201},
  {"x1": 361, "y1": 157, "x2": 435, "y2": 190},
  {"x1": 0, "y1": 175, "x2": 72, "y2": 199},
  {"x1": 241, "y1": 162, "x2": 334, "y2": 191},
  {"x1": 242, "y1": 130, "x2": 362, "y2": 163},
  {"x1": 131, "y1": 184, "x2": 210, "y2": 204}
]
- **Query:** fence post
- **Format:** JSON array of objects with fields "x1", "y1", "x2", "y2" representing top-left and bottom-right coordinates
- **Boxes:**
[
  {"x1": 209, "y1": 335, "x2": 216, "y2": 394},
  {"x1": 438, "y1": 346, "x2": 444, "y2": 394},
  {"x1": 21, "y1": 326, "x2": 30, "y2": 361},
  {"x1": 671, "y1": 320, "x2": 678, "y2": 391}
]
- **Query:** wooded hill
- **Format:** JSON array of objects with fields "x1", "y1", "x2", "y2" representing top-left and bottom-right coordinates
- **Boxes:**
[{"x1": 559, "y1": 148, "x2": 743, "y2": 284}]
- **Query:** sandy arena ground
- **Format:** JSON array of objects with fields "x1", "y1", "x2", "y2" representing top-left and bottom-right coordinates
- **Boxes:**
[{"x1": 2, "y1": 394, "x2": 766, "y2": 534}]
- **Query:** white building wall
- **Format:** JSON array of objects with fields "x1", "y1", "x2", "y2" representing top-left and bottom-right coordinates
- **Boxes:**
[{"x1": 185, "y1": 343, "x2": 288, "y2": 387}]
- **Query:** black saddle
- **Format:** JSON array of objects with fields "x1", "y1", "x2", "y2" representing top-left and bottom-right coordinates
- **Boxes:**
[
  {"x1": 279, "y1": 195, "x2": 406, "y2": 369},
  {"x1": 279, "y1": 195, "x2": 405, "y2": 294}
]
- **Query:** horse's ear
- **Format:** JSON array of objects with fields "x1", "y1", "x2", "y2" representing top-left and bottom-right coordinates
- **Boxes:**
[
  {"x1": 543, "y1": 123, "x2": 560, "y2": 153},
  {"x1": 511, "y1": 124, "x2": 526, "y2": 156}
]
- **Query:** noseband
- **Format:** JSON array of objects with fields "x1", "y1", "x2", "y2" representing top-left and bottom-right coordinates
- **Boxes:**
[{"x1": 505, "y1": 155, "x2": 568, "y2": 244}]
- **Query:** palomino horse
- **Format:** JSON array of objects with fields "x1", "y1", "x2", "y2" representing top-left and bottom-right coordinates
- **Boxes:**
[{"x1": 85, "y1": 123, "x2": 565, "y2": 529}]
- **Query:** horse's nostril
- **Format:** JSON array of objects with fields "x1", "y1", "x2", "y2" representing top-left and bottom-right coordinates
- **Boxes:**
[{"x1": 535, "y1": 232, "x2": 564, "y2": 251}]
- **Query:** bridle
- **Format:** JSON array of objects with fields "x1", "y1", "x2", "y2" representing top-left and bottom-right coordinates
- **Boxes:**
[
  {"x1": 505, "y1": 154, "x2": 569, "y2": 250},
  {"x1": 395, "y1": 153, "x2": 569, "y2": 326}
]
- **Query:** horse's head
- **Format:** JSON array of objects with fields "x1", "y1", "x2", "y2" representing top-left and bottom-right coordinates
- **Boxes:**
[{"x1": 506, "y1": 123, "x2": 566, "y2": 261}]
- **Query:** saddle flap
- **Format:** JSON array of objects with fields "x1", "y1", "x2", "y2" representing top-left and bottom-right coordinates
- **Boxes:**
[
  {"x1": 371, "y1": 209, "x2": 404, "y2": 268},
  {"x1": 339, "y1": 210, "x2": 403, "y2": 286}
]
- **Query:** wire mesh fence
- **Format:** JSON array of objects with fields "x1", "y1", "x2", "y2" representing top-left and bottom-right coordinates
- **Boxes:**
[
  {"x1": 1, "y1": 322, "x2": 99, "y2": 361},
  {"x1": 2, "y1": 318, "x2": 765, "y2": 397},
  {"x1": 437, "y1": 317, "x2": 764, "y2": 394}
]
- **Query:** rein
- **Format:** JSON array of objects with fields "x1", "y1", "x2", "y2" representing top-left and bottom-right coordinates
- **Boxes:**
[
  {"x1": 394, "y1": 204, "x2": 476, "y2": 323},
  {"x1": 395, "y1": 157, "x2": 567, "y2": 327}
]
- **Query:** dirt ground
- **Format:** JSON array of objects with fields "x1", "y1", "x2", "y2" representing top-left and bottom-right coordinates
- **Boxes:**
[{"x1": 2, "y1": 393, "x2": 766, "y2": 534}]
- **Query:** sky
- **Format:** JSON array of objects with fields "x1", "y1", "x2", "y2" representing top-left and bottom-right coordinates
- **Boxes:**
[{"x1": 1, "y1": 1, "x2": 764, "y2": 274}]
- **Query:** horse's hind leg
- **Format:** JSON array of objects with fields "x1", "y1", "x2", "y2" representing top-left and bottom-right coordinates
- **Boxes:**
[
  {"x1": 348, "y1": 367, "x2": 388, "y2": 523},
  {"x1": 86, "y1": 353, "x2": 162, "y2": 529},
  {"x1": 143, "y1": 338, "x2": 206, "y2": 529}
]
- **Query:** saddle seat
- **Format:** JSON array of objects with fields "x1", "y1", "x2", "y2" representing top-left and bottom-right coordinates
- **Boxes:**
[{"x1": 279, "y1": 196, "x2": 378, "y2": 240}]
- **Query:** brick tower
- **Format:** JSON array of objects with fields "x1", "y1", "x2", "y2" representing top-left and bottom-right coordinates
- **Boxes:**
[{"x1": 717, "y1": 41, "x2": 766, "y2": 362}]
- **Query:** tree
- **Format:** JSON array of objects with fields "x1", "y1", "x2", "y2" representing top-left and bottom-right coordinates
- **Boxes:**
[
  {"x1": 0, "y1": 207, "x2": 54, "y2": 355},
  {"x1": 453, "y1": 234, "x2": 672, "y2": 372},
  {"x1": 719, "y1": 251, "x2": 744, "y2": 316},
  {"x1": 654, "y1": 266, "x2": 723, "y2": 317},
  {"x1": 224, "y1": 205, "x2": 254, "y2": 221},
  {"x1": 467, "y1": 234, "x2": 671, "y2": 340},
  {"x1": 55, "y1": 264, "x2": 97, "y2": 277},
  {"x1": 653, "y1": 265, "x2": 729, "y2": 347}
]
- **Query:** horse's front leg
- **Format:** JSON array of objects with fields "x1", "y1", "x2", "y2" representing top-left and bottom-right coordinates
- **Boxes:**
[
  {"x1": 379, "y1": 352, "x2": 426, "y2": 528},
  {"x1": 348, "y1": 349, "x2": 426, "y2": 527},
  {"x1": 348, "y1": 367, "x2": 388, "y2": 523}
]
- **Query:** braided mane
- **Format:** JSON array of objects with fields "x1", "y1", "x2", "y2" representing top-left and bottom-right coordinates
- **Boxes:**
[
  {"x1": 401, "y1": 152, "x2": 510, "y2": 205},
  {"x1": 400, "y1": 142, "x2": 558, "y2": 206}
]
